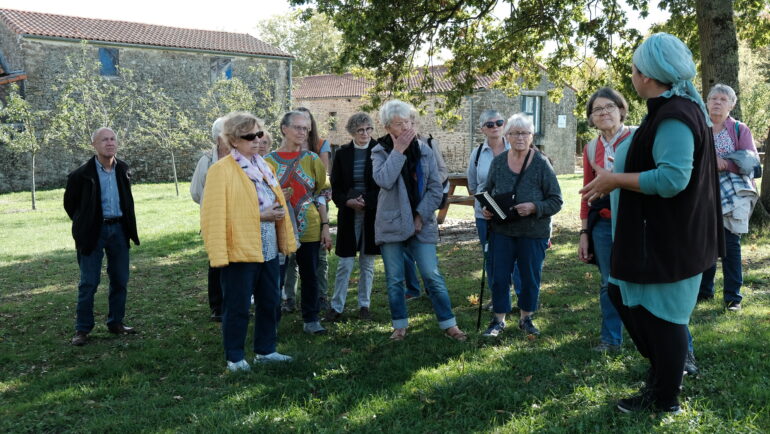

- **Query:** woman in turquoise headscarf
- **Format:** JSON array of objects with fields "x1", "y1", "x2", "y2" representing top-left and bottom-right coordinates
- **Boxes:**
[{"x1": 581, "y1": 33, "x2": 723, "y2": 414}]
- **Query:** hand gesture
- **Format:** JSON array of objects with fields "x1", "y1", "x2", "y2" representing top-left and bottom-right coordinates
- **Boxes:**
[
  {"x1": 579, "y1": 158, "x2": 614, "y2": 204},
  {"x1": 578, "y1": 233, "x2": 593, "y2": 263},
  {"x1": 481, "y1": 207, "x2": 493, "y2": 220},
  {"x1": 392, "y1": 129, "x2": 416, "y2": 154},
  {"x1": 261, "y1": 203, "x2": 285, "y2": 222},
  {"x1": 513, "y1": 202, "x2": 536, "y2": 217}
]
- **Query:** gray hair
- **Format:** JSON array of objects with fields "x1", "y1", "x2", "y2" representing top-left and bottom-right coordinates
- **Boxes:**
[
  {"x1": 478, "y1": 110, "x2": 504, "y2": 128},
  {"x1": 91, "y1": 127, "x2": 116, "y2": 143},
  {"x1": 708, "y1": 83, "x2": 737, "y2": 105},
  {"x1": 346, "y1": 112, "x2": 374, "y2": 135},
  {"x1": 503, "y1": 113, "x2": 535, "y2": 135},
  {"x1": 279, "y1": 110, "x2": 308, "y2": 136},
  {"x1": 379, "y1": 100, "x2": 416, "y2": 127},
  {"x1": 211, "y1": 117, "x2": 225, "y2": 142}
]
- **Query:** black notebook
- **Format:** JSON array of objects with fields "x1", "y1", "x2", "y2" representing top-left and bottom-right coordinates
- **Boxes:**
[{"x1": 474, "y1": 191, "x2": 518, "y2": 222}]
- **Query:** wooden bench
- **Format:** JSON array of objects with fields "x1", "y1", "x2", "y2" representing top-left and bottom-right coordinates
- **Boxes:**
[{"x1": 437, "y1": 174, "x2": 475, "y2": 224}]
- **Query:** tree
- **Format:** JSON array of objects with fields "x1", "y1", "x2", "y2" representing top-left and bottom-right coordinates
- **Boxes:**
[
  {"x1": 0, "y1": 83, "x2": 49, "y2": 210},
  {"x1": 257, "y1": 10, "x2": 350, "y2": 77}
]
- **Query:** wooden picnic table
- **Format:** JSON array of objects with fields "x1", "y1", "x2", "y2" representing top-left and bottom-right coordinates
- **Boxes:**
[{"x1": 437, "y1": 174, "x2": 475, "y2": 224}]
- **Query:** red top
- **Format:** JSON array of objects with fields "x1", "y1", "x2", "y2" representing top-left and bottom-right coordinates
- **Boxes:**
[{"x1": 580, "y1": 129, "x2": 632, "y2": 220}]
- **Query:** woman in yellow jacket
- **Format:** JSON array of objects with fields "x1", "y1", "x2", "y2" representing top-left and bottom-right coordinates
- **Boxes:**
[{"x1": 201, "y1": 112, "x2": 297, "y2": 372}]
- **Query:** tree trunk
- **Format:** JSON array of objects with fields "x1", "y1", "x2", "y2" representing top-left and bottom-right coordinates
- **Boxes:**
[
  {"x1": 753, "y1": 131, "x2": 770, "y2": 229},
  {"x1": 171, "y1": 151, "x2": 179, "y2": 197},
  {"x1": 31, "y1": 152, "x2": 37, "y2": 211},
  {"x1": 695, "y1": 0, "x2": 741, "y2": 119}
]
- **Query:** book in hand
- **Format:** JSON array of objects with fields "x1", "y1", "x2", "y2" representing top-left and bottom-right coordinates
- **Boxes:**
[{"x1": 474, "y1": 191, "x2": 518, "y2": 222}]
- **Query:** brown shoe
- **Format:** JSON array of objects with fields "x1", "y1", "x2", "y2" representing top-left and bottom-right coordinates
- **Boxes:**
[
  {"x1": 108, "y1": 323, "x2": 137, "y2": 334},
  {"x1": 358, "y1": 307, "x2": 372, "y2": 321},
  {"x1": 71, "y1": 331, "x2": 88, "y2": 346},
  {"x1": 324, "y1": 309, "x2": 342, "y2": 323}
]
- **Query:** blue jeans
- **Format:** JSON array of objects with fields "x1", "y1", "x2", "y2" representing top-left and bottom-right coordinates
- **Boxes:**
[
  {"x1": 380, "y1": 238, "x2": 457, "y2": 330},
  {"x1": 403, "y1": 250, "x2": 423, "y2": 297},
  {"x1": 699, "y1": 228, "x2": 743, "y2": 304},
  {"x1": 75, "y1": 222, "x2": 130, "y2": 332},
  {"x1": 489, "y1": 231, "x2": 547, "y2": 314},
  {"x1": 296, "y1": 241, "x2": 321, "y2": 323},
  {"x1": 220, "y1": 258, "x2": 281, "y2": 362},
  {"x1": 476, "y1": 218, "x2": 521, "y2": 296},
  {"x1": 592, "y1": 218, "x2": 623, "y2": 346}
]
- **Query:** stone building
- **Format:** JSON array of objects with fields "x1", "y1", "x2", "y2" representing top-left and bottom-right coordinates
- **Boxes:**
[
  {"x1": 294, "y1": 67, "x2": 577, "y2": 175},
  {"x1": 0, "y1": 8, "x2": 292, "y2": 192}
]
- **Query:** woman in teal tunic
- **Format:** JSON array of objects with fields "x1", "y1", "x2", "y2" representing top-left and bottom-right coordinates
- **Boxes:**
[{"x1": 580, "y1": 33, "x2": 723, "y2": 414}]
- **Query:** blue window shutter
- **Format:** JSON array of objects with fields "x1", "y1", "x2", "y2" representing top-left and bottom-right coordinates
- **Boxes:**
[{"x1": 99, "y1": 48, "x2": 118, "y2": 76}]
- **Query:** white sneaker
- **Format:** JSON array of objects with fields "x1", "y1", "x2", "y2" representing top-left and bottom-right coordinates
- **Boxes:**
[
  {"x1": 226, "y1": 359, "x2": 251, "y2": 372},
  {"x1": 254, "y1": 352, "x2": 294, "y2": 363},
  {"x1": 303, "y1": 321, "x2": 327, "y2": 335}
]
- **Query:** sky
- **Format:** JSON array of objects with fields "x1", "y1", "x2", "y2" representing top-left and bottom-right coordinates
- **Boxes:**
[{"x1": 0, "y1": 0, "x2": 670, "y2": 44}]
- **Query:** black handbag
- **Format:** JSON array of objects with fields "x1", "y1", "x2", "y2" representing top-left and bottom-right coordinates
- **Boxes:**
[{"x1": 476, "y1": 149, "x2": 533, "y2": 223}]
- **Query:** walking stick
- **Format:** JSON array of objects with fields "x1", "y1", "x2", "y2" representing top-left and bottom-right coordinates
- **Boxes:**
[{"x1": 476, "y1": 220, "x2": 491, "y2": 331}]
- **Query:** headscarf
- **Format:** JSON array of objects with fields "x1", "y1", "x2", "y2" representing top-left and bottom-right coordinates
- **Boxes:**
[{"x1": 632, "y1": 32, "x2": 712, "y2": 126}]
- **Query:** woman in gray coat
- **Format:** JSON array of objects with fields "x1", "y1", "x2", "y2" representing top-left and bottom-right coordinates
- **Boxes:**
[{"x1": 371, "y1": 100, "x2": 467, "y2": 341}]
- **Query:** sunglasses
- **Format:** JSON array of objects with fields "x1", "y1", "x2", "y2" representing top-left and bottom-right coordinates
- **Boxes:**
[
  {"x1": 484, "y1": 119, "x2": 505, "y2": 128},
  {"x1": 240, "y1": 131, "x2": 265, "y2": 141}
]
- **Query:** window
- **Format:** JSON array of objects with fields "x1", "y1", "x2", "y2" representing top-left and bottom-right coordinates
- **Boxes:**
[
  {"x1": 329, "y1": 112, "x2": 337, "y2": 131},
  {"x1": 521, "y1": 94, "x2": 543, "y2": 134},
  {"x1": 98, "y1": 48, "x2": 119, "y2": 76},
  {"x1": 210, "y1": 58, "x2": 233, "y2": 83}
]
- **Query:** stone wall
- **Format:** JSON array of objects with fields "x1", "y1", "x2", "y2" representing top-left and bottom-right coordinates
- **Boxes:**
[
  {"x1": 295, "y1": 83, "x2": 577, "y2": 175},
  {"x1": 0, "y1": 36, "x2": 290, "y2": 193}
]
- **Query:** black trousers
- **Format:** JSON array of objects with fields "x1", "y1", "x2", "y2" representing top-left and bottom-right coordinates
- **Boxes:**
[
  {"x1": 208, "y1": 266, "x2": 223, "y2": 314},
  {"x1": 608, "y1": 283, "x2": 687, "y2": 406}
]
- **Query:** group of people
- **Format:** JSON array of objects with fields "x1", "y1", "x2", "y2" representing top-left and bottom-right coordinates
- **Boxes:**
[{"x1": 62, "y1": 31, "x2": 758, "y2": 415}]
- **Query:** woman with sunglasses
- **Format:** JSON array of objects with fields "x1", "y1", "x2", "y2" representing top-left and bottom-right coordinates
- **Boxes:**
[
  {"x1": 265, "y1": 111, "x2": 331, "y2": 335},
  {"x1": 325, "y1": 113, "x2": 381, "y2": 322},
  {"x1": 200, "y1": 112, "x2": 297, "y2": 372}
]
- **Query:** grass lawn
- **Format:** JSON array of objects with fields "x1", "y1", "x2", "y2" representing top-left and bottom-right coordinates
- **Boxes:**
[{"x1": 1, "y1": 175, "x2": 769, "y2": 433}]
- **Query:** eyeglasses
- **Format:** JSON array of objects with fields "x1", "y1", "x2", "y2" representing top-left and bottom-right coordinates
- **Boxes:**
[
  {"x1": 355, "y1": 127, "x2": 374, "y2": 135},
  {"x1": 484, "y1": 119, "x2": 505, "y2": 129},
  {"x1": 506, "y1": 131, "x2": 532, "y2": 137},
  {"x1": 288, "y1": 125, "x2": 310, "y2": 133},
  {"x1": 240, "y1": 131, "x2": 264, "y2": 141},
  {"x1": 591, "y1": 103, "x2": 618, "y2": 115}
]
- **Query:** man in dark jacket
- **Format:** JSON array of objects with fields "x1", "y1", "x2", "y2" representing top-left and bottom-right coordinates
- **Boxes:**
[{"x1": 64, "y1": 127, "x2": 140, "y2": 346}]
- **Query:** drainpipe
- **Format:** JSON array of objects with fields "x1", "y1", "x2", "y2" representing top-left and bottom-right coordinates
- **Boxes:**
[
  {"x1": 468, "y1": 93, "x2": 474, "y2": 150},
  {"x1": 287, "y1": 59, "x2": 293, "y2": 110}
]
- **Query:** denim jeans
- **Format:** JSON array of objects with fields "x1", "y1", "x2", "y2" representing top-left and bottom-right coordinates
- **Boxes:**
[
  {"x1": 403, "y1": 250, "x2": 423, "y2": 297},
  {"x1": 331, "y1": 212, "x2": 374, "y2": 313},
  {"x1": 699, "y1": 228, "x2": 743, "y2": 304},
  {"x1": 282, "y1": 253, "x2": 298, "y2": 303},
  {"x1": 476, "y1": 218, "x2": 521, "y2": 297},
  {"x1": 296, "y1": 241, "x2": 321, "y2": 323},
  {"x1": 489, "y1": 231, "x2": 547, "y2": 314},
  {"x1": 220, "y1": 258, "x2": 281, "y2": 362},
  {"x1": 75, "y1": 222, "x2": 130, "y2": 333},
  {"x1": 380, "y1": 238, "x2": 457, "y2": 330},
  {"x1": 592, "y1": 218, "x2": 623, "y2": 346}
]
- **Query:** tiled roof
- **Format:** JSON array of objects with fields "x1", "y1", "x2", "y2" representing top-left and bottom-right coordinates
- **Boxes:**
[
  {"x1": 295, "y1": 66, "x2": 507, "y2": 99},
  {"x1": 0, "y1": 8, "x2": 292, "y2": 58}
]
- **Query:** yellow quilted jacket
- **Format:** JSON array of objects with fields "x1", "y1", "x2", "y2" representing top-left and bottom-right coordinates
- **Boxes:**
[{"x1": 200, "y1": 155, "x2": 297, "y2": 267}]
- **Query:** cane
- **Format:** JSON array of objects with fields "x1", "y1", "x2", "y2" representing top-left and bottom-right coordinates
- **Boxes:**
[{"x1": 476, "y1": 220, "x2": 491, "y2": 331}]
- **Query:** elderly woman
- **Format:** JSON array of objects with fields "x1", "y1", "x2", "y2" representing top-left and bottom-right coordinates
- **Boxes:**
[
  {"x1": 265, "y1": 111, "x2": 331, "y2": 335},
  {"x1": 372, "y1": 99, "x2": 467, "y2": 341},
  {"x1": 481, "y1": 113, "x2": 562, "y2": 338},
  {"x1": 581, "y1": 33, "x2": 722, "y2": 414},
  {"x1": 578, "y1": 88, "x2": 634, "y2": 352},
  {"x1": 699, "y1": 83, "x2": 759, "y2": 310},
  {"x1": 256, "y1": 130, "x2": 272, "y2": 157},
  {"x1": 467, "y1": 110, "x2": 522, "y2": 308},
  {"x1": 325, "y1": 113, "x2": 380, "y2": 322},
  {"x1": 200, "y1": 112, "x2": 297, "y2": 371}
]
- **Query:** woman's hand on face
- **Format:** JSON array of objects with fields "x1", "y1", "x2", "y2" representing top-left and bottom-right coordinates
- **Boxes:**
[
  {"x1": 392, "y1": 129, "x2": 416, "y2": 154},
  {"x1": 481, "y1": 207, "x2": 493, "y2": 220},
  {"x1": 321, "y1": 225, "x2": 332, "y2": 251},
  {"x1": 261, "y1": 203, "x2": 285, "y2": 222},
  {"x1": 578, "y1": 234, "x2": 592, "y2": 263},
  {"x1": 716, "y1": 157, "x2": 729, "y2": 171},
  {"x1": 513, "y1": 202, "x2": 536, "y2": 217}
]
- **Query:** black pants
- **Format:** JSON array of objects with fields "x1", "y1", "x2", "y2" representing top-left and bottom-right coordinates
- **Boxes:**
[
  {"x1": 208, "y1": 266, "x2": 223, "y2": 315},
  {"x1": 608, "y1": 283, "x2": 687, "y2": 406}
]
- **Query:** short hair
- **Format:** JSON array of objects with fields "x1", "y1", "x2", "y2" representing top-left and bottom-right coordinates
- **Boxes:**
[
  {"x1": 221, "y1": 112, "x2": 263, "y2": 149},
  {"x1": 346, "y1": 112, "x2": 374, "y2": 135},
  {"x1": 211, "y1": 117, "x2": 225, "y2": 142},
  {"x1": 708, "y1": 83, "x2": 737, "y2": 105},
  {"x1": 279, "y1": 111, "x2": 308, "y2": 136},
  {"x1": 586, "y1": 87, "x2": 628, "y2": 128},
  {"x1": 478, "y1": 110, "x2": 504, "y2": 129},
  {"x1": 91, "y1": 127, "x2": 116, "y2": 143},
  {"x1": 503, "y1": 113, "x2": 534, "y2": 135},
  {"x1": 379, "y1": 100, "x2": 416, "y2": 127}
]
